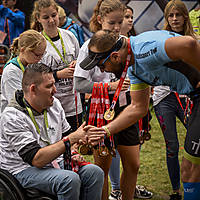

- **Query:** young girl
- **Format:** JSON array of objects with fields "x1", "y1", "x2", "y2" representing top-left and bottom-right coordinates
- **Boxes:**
[
  {"x1": 1, "y1": 29, "x2": 46, "y2": 113},
  {"x1": 74, "y1": 1, "x2": 140, "y2": 200},
  {"x1": 31, "y1": 0, "x2": 82, "y2": 132},
  {"x1": 120, "y1": 6, "x2": 136, "y2": 37}
]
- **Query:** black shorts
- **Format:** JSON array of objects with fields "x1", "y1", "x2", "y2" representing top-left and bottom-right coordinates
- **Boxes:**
[
  {"x1": 184, "y1": 94, "x2": 200, "y2": 164},
  {"x1": 86, "y1": 92, "x2": 140, "y2": 146}
]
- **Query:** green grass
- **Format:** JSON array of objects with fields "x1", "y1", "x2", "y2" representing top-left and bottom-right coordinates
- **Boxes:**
[
  {"x1": 84, "y1": 110, "x2": 186, "y2": 200},
  {"x1": 137, "y1": 110, "x2": 185, "y2": 200}
]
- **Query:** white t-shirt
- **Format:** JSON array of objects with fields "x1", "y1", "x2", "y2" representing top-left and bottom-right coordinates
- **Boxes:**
[
  {"x1": 1, "y1": 62, "x2": 23, "y2": 113},
  {"x1": 0, "y1": 97, "x2": 70, "y2": 175},
  {"x1": 74, "y1": 39, "x2": 117, "y2": 90},
  {"x1": 41, "y1": 28, "x2": 82, "y2": 117},
  {"x1": 152, "y1": 86, "x2": 171, "y2": 106}
]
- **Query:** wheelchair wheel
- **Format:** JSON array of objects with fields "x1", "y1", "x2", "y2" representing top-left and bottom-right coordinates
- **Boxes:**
[{"x1": 0, "y1": 169, "x2": 25, "y2": 200}]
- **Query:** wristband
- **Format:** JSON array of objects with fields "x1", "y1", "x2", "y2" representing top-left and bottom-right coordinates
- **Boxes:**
[
  {"x1": 102, "y1": 126, "x2": 111, "y2": 137},
  {"x1": 62, "y1": 136, "x2": 71, "y2": 150}
]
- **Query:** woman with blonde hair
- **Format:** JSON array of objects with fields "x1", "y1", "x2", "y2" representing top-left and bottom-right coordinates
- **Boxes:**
[
  {"x1": 153, "y1": 1, "x2": 197, "y2": 199},
  {"x1": 31, "y1": 0, "x2": 83, "y2": 132},
  {"x1": 74, "y1": 0, "x2": 141, "y2": 200},
  {"x1": 1, "y1": 29, "x2": 46, "y2": 113}
]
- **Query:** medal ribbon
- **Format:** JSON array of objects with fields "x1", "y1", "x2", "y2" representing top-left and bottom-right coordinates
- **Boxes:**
[
  {"x1": 104, "y1": 83, "x2": 111, "y2": 123},
  {"x1": 88, "y1": 83, "x2": 98, "y2": 125},
  {"x1": 174, "y1": 92, "x2": 193, "y2": 124},
  {"x1": 97, "y1": 83, "x2": 104, "y2": 127},
  {"x1": 42, "y1": 29, "x2": 68, "y2": 66},
  {"x1": 17, "y1": 57, "x2": 25, "y2": 73},
  {"x1": 88, "y1": 82, "x2": 115, "y2": 154},
  {"x1": 23, "y1": 99, "x2": 50, "y2": 145},
  {"x1": 107, "y1": 38, "x2": 131, "y2": 112},
  {"x1": 104, "y1": 83, "x2": 115, "y2": 148}
]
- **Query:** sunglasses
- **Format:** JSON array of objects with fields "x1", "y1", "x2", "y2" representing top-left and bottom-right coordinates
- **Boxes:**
[{"x1": 97, "y1": 54, "x2": 111, "y2": 69}]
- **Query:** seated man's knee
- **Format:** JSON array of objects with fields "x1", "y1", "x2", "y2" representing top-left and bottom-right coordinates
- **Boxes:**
[
  {"x1": 81, "y1": 164, "x2": 104, "y2": 184},
  {"x1": 56, "y1": 170, "x2": 81, "y2": 193}
]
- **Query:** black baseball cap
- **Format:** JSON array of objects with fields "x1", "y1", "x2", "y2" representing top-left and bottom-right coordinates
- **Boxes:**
[{"x1": 80, "y1": 37, "x2": 123, "y2": 70}]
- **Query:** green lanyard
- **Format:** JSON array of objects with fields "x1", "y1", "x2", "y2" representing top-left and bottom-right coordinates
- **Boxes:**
[
  {"x1": 24, "y1": 99, "x2": 50, "y2": 145},
  {"x1": 42, "y1": 29, "x2": 68, "y2": 66},
  {"x1": 17, "y1": 57, "x2": 25, "y2": 73}
]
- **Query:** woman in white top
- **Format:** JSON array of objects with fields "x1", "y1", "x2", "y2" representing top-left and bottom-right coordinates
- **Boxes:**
[{"x1": 31, "y1": 0, "x2": 82, "y2": 132}]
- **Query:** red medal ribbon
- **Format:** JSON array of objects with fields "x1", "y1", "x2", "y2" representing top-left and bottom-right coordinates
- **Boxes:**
[
  {"x1": 109, "y1": 38, "x2": 131, "y2": 112},
  {"x1": 88, "y1": 83, "x2": 98, "y2": 125},
  {"x1": 74, "y1": 90, "x2": 79, "y2": 128}
]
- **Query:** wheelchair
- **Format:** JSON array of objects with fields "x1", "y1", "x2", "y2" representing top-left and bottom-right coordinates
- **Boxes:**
[{"x1": 0, "y1": 168, "x2": 57, "y2": 200}]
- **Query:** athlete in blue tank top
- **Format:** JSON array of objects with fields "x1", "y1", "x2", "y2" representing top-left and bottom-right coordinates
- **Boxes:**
[{"x1": 80, "y1": 29, "x2": 200, "y2": 200}]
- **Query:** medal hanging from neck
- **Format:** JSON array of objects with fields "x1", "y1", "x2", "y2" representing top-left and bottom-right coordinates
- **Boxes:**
[
  {"x1": 89, "y1": 82, "x2": 115, "y2": 157},
  {"x1": 104, "y1": 38, "x2": 131, "y2": 121},
  {"x1": 79, "y1": 83, "x2": 98, "y2": 155},
  {"x1": 97, "y1": 83, "x2": 108, "y2": 157}
]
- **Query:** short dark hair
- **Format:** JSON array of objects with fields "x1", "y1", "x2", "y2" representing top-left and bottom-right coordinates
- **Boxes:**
[{"x1": 22, "y1": 63, "x2": 52, "y2": 92}]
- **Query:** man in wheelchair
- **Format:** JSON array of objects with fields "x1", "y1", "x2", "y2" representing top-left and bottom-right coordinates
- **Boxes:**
[{"x1": 0, "y1": 63, "x2": 105, "y2": 200}]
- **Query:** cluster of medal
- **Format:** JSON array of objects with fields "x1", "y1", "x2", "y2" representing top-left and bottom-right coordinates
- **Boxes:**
[
  {"x1": 139, "y1": 128, "x2": 151, "y2": 145},
  {"x1": 79, "y1": 142, "x2": 116, "y2": 157}
]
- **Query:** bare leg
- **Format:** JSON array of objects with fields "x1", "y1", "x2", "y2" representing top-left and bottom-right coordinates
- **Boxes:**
[
  {"x1": 93, "y1": 149, "x2": 112, "y2": 200},
  {"x1": 118, "y1": 144, "x2": 140, "y2": 200},
  {"x1": 181, "y1": 157, "x2": 200, "y2": 182},
  {"x1": 165, "y1": 36, "x2": 200, "y2": 71}
]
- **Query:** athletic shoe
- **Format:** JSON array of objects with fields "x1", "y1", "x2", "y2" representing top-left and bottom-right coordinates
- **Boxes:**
[
  {"x1": 169, "y1": 192, "x2": 182, "y2": 200},
  {"x1": 134, "y1": 185, "x2": 153, "y2": 199},
  {"x1": 109, "y1": 190, "x2": 122, "y2": 200}
]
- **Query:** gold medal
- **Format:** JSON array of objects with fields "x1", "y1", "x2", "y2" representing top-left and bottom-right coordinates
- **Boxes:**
[
  {"x1": 108, "y1": 147, "x2": 116, "y2": 157},
  {"x1": 104, "y1": 109, "x2": 115, "y2": 121},
  {"x1": 79, "y1": 144, "x2": 91, "y2": 155},
  {"x1": 98, "y1": 146, "x2": 109, "y2": 157}
]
